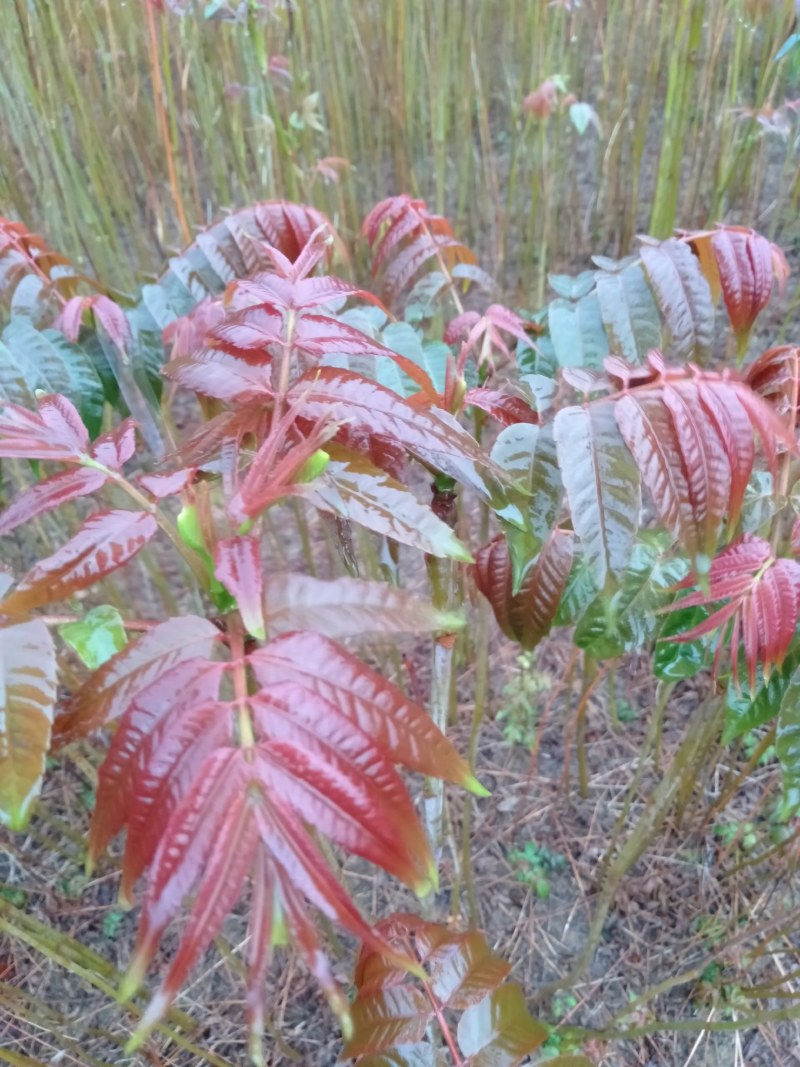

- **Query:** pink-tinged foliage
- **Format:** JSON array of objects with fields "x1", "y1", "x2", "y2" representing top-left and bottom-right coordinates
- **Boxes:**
[
  {"x1": 162, "y1": 297, "x2": 226, "y2": 360},
  {"x1": 664, "y1": 536, "x2": 800, "y2": 688},
  {"x1": 473, "y1": 532, "x2": 574, "y2": 649},
  {"x1": 93, "y1": 626, "x2": 477, "y2": 1055},
  {"x1": 686, "y1": 224, "x2": 790, "y2": 338},
  {"x1": 55, "y1": 616, "x2": 221, "y2": 744},
  {"x1": 609, "y1": 351, "x2": 795, "y2": 561},
  {"x1": 362, "y1": 194, "x2": 478, "y2": 307},
  {"x1": 248, "y1": 631, "x2": 484, "y2": 792},
  {"x1": 0, "y1": 510, "x2": 158, "y2": 616},
  {"x1": 0, "y1": 619, "x2": 57, "y2": 830},
  {"x1": 0, "y1": 466, "x2": 107, "y2": 536},
  {"x1": 445, "y1": 303, "x2": 538, "y2": 365},
  {"x1": 344, "y1": 913, "x2": 559, "y2": 1066},
  {"x1": 55, "y1": 294, "x2": 132, "y2": 351},
  {"x1": 746, "y1": 344, "x2": 800, "y2": 428},
  {"x1": 214, "y1": 536, "x2": 265, "y2": 639},
  {"x1": 464, "y1": 388, "x2": 539, "y2": 426},
  {"x1": 0, "y1": 394, "x2": 89, "y2": 460}
]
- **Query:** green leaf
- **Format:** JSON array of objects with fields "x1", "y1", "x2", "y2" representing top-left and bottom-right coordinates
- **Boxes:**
[
  {"x1": 553, "y1": 548, "x2": 598, "y2": 627},
  {"x1": 548, "y1": 291, "x2": 609, "y2": 368},
  {"x1": 1, "y1": 320, "x2": 105, "y2": 437},
  {"x1": 59, "y1": 605, "x2": 129, "y2": 670},
  {"x1": 595, "y1": 263, "x2": 661, "y2": 363},
  {"x1": 654, "y1": 605, "x2": 709, "y2": 681},
  {"x1": 554, "y1": 401, "x2": 640, "y2": 588},
  {"x1": 724, "y1": 645, "x2": 800, "y2": 744},
  {"x1": 574, "y1": 535, "x2": 686, "y2": 659},
  {"x1": 548, "y1": 271, "x2": 597, "y2": 301},
  {"x1": 777, "y1": 666, "x2": 800, "y2": 808},
  {"x1": 491, "y1": 422, "x2": 563, "y2": 550}
]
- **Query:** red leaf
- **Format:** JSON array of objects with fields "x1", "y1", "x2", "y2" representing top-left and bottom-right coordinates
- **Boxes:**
[
  {"x1": 164, "y1": 348, "x2": 273, "y2": 401},
  {"x1": 0, "y1": 394, "x2": 88, "y2": 461},
  {"x1": 163, "y1": 297, "x2": 226, "y2": 359},
  {"x1": 125, "y1": 747, "x2": 245, "y2": 995},
  {"x1": 207, "y1": 306, "x2": 284, "y2": 356},
  {"x1": 0, "y1": 510, "x2": 158, "y2": 615},
  {"x1": 248, "y1": 632, "x2": 483, "y2": 792},
  {"x1": 262, "y1": 573, "x2": 460, "y2": 639},
  {"x1": 465, "y1": 388, "x2": 538, "y2": 426},
  {"x1": 473, "y1": 532, "x2": 573, "y2": 649},
  {"x1": 229, "y1": 272, "x2": 382, "y2": 314},
  {"x1": 89, "y1": 419, "x2": 137, "y2": 469},
  {"x1": 93, "y1": 295, "x2": 132, "y2": 352},
  {"x1": 88, "y1": 657, "x2": 226, "y2": 888},
  {"x1": 137, "y1": 468, "x2": 196, "y2": 499},
  {"x1": 292, "y1": 367, "x2": 503, "y2": 502},
  {"x1": 362, "y1": 195, "x2": 477, "y2": 307},
  {"x1": 141, "y1": 773, "x2": 259, "y2": 1018},
  {"x1": 746, "y1": 345, "x2": 800, "y2": 428},
  {"x1": 0, "y1": 466, "x2": 107, "y2": 536},
  {"x1": 214, "y1": 536, "x2": 265, "y2": 639},
  {"x1": 0, "y1": 619, "x2": 57, "y2": 829},
  {"x1": 55, "y1": 615, "x2": 220, "y2": 743},
  {"x1": 710, "y1": 227, "x2": 776, "y2": 336},
  {"x1": 615, "y1": 390, "x2": 698, "y2": 558},
  {"x1": 54, "y1": 296, "x2": 87, "y2": 341},
  {"x1": 251, "y1": 687, "x2": 433, "y2": 892},
  {"x1": 665, "y1": 537, "x2": 800, "y2": 688}
]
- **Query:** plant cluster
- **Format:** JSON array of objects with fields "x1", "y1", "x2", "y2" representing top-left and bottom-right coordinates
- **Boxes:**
[{"x1": 1, "y1": 184, "x2": 798, "y2": 1064}]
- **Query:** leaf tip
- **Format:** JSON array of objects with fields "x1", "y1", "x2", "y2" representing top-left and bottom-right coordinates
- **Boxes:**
[{"x1": 465, "y1": 774, "x2": 491, "y2": 798}]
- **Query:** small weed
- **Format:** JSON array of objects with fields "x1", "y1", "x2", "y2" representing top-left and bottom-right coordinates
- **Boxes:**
[
  {"x1": 714, "y1": 821, "x2": 758, "y2": 852},
  {"x1": 496, "y1": 653, "x2": 552, "y2": 748},
  {"x1": 102, "y1": 909, "x2": 126, "y2": 940},
  {"x1": 508, "y1": 840, "x2": 567, "y2": 899}
]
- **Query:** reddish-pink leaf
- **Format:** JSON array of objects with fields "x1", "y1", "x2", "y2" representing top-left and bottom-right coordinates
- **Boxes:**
[
  {"x1": 473, "y1": 532, "x2": 573, "y2": 649},
  {"x1": 164, "y1": 347, "x2": 274, "y2": 401},
  {"x1": 88, "y1": 657, "x2": 226, "y2": 880},
  {"x1": 125, "y1": 747, "x2": 244, "y2": 998},
  {"x1": 661, "y1": 382, "x2": 731, "y2": 557},
  {"x1": 163, "y1": 297, "x2": 226, "y2": 359},
  {"x1": 0, "y1": 510, "x2": 157, "y2": 615},
  {"x1": 55, "y1": 615, "x2": 220, "y2": 743},
  {"x1": 141, "y1": 778, "x2": 259, "y2": 1023},
  {"x1": 251, "y1": 687, "x2": 433, "y2": 892},
  {"x1": 746, "y1": 344, "x2": 800, "y2": 428},
  {"x1": 263, "y1": 573, "x2": 459, "y2": 639},
  {"x1": 89, "y1": 419, "x2": 137, "y2": 469},
  {"x1": 465, "y1": 388, "x2": 538, "y2": 426},
  {"x1": 711, "y1": 226, "x2": 776, "y2": 336},
  {"x1": 0, "y1": 619, "x2": 57, "y2": 830},
  {"x1": 0, "y1": 466, "x2": 107, "y2": 536},
  {"x1": 615, "y1": 391, "x2": 698, "y2": 557},
  {"x1": 292, "y1": 367, "x2": 503, "y2": 501},
  {"x1": 665, "y1": 537, "x2": 800, "y2": 688},
  {"x1": 248, "y1": 632, "x2": 482, "y2": 792},
  {"x1": 93, "y1": 295, "x2": 132, "y2": 352},
  {"x1": 0, "y1": 394, "x2": 88, "y2": 461},
  {"x1": 214, "y1": 536, "x2": 265, "y2": 639},
  {"x1": 54, "y1": 295, "x2": 87, "y2": 341},
  {"x1": 207, "y1": 306, "x2": 284, "y2": 355},
  {"x1": 137, "y1": 468, "x2": 196, "y2": 499}
]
